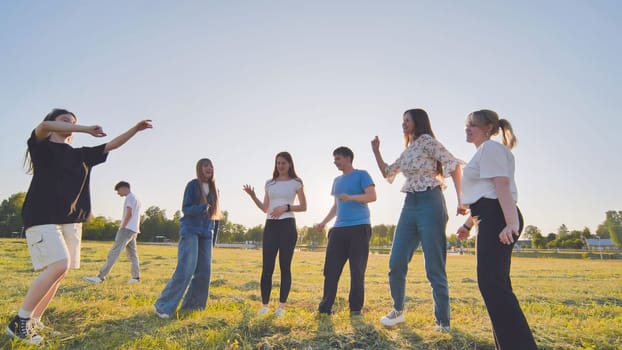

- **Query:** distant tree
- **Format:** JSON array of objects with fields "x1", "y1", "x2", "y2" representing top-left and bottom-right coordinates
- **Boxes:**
[
  {"x1": 557, "y1": 224, "x2": 569, "y2": 238},
  {"x1": 217, "y1": 211, "x2": 247, "y2": 243},
  {"x1": 0, "y1": 192, "x2": 26, "y2": 236},
  {"x1": 245, "y1": 224, "x2": 263, "y2": 242},
  {"x1": 596, "y1": 222, "x2": 610, "y2": 238},
  {"x1": 83, "y1": 216, "x2": 118, "y2": 241},
  {"x1": 581, "y1": 227, "x2": 592, "y2": 239},
  {"x1": 546, "y1": 233, "x2": 557, "y2": 242},
  {"x1": 605, "y1": 210, "x2": 622, "y2": 247},
  {"x1": 532, "y1": 231, "x2": 546, "y2": 248},
  {"x1": 371, "y1": 224, "x2": 395, "y2": 246},
  {"x1": 523, "y1": 225, "x2": 541, "y2": 240},
  {"x1": 299, "y1": 225, "x2": 326, "y2": 247}
]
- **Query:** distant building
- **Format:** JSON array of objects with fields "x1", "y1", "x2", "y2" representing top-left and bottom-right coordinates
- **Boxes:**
[
  {"x1": 515, "y1": 239, "x2": 532, "y2": 249},
  {"x1": 585, "y1": 238, "x2": 616, "y2": 250}
]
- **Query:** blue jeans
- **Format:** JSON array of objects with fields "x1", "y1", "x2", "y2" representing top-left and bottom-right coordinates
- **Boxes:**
[
  {"x1": 154, "y1": 221, "x2": 214, "y2": 316},
  {"x1": 388, "y1": 187, "x2": 450, "y2": 326}
]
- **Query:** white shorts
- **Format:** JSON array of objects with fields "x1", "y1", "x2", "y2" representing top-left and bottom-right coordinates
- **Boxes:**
[{"x1": 25, "y1": 223, "x2": 82, "y2": 271}]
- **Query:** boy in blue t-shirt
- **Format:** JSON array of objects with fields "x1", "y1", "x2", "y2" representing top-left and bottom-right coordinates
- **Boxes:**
[{"x1": 316, "y1": 146, "x2": 376, "y2": 315}]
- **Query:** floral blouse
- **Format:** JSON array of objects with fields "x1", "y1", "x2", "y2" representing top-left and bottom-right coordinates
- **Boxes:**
[{"x1": 384, "y1": 134, "x2": 463, "y2": 192}]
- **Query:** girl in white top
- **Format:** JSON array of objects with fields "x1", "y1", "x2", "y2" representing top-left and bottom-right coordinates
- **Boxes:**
[
  {"x1": 243, "y1": 151, "x2": 307, "y2": 317},
  {"x1": 457, "y1": 109, "x2": 537, "y2": 349}
]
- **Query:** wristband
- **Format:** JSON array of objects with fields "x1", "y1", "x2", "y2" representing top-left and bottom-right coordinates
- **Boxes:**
[{"x1": 462, "y1": 224, "x2": 472, "y2": 231}]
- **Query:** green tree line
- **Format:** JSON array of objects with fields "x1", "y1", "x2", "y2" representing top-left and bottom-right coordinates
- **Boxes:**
[{"x1": 1, "y1": 192, "x2": 621, "y2": 248}]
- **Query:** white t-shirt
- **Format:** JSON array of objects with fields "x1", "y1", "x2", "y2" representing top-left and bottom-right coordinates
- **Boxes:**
[
  {"x1": 265, "y1": 178, "x2": 302, "y2": 220},
  {"x1": 122, "y1": 192, "x2": 141, "y2": 233},
  {"x1": 462, "y1": 140, "x2": 518, "y2": 206}
]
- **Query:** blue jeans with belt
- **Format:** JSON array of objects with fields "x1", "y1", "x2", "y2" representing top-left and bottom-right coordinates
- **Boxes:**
[
  {"x1": 388, "y1": 187, "x2": 450, "y2": 326},
  {"x1": 154, "y1": 221, "x2": 214, "y2": 316}
]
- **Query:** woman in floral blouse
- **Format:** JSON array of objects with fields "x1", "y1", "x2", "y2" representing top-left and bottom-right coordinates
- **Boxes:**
[{"x1": 371, "y1": 108, "x2": 465, "y2": 330}]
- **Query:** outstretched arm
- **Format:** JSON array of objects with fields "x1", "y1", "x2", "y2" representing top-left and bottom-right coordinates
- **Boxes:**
[
  {"x1": 35, "y1": 121, "x2": 106, "y2": 142},
  {"x1": 104, "y1": 120, "x2": 152, "y2": 153},
  {"x1": 243, "y1": 184, "x2": 268, "y2": 213},
  {"x1": 371, "y1": 136, "x2": 388, "y2": 177}
]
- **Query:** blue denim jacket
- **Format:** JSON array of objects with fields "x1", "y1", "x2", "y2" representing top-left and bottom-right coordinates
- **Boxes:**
[{"x1": 179, "y1": 179, "x2": 219, "y2": 244}]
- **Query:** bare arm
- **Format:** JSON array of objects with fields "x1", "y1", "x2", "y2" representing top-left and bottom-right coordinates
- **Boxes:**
[
  {"x1": 242, "y1": 185, "x2": 268, "y2": 213},
  {"x1": 338, "y1": 185, "x2": 377, "y2": 204},
  {"x1": 104, "y1": 120, "x2": 153, "y2": 153},
  {"x1": 450, "y1": 164, "x2": 468, "y2": 215},
  {"x1": 293, "y1": 186, "x2": 307, "y2": 212},
  {"x1": 120, "y1": 207, "x2": 132, "y2": 229},
  {"x1": 494, "y1": 176, "x2": 520, "y2": 245},
  {"x1": 457, "y1": 215, "x2": 475, "y2": 240},
  {"x1": 371, "y1": 136, "x2": 388, "y2": 177},
  {"x1": 35, "y1": 121, "x2": 106, "y2": 142},
  {"x1": 315, "y1": 198, "x2": 337, "y2": 230}
]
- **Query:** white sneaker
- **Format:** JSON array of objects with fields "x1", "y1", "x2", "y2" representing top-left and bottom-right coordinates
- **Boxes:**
[
  {"x1": 380, "y1": 309, "x2": 405, "y2": 327},
  {"x1": 436, "y1": 324, "x2": 450, "y2": 332},
  {"x1": 30, "y1": 318, "x2": 44, "y2": 331},
  {"x1": 274, "y1": 308, "x2": 286, "y2": 317},
  {"x1": 83, "y1": 276, "x2": 103, "y2": 284},
  {"x1": 153, "y1": 305, "x2": 170, "y2": 319},
  {"x1": 128, "y1": 278, "x2": 140, "y2": 284},
  {"x1": 257, "y1": 306, "x2": 270, "y2": 316}
]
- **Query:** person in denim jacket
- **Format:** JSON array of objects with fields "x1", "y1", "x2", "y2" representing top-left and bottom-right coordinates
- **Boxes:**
[{"x1": 154, "y1": 158, "x2": 221, "y2": 319}]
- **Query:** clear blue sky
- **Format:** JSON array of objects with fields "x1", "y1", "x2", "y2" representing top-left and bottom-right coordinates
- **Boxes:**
[{"x1": 1, "y1": 1, "x2": 620, "y2": 235}]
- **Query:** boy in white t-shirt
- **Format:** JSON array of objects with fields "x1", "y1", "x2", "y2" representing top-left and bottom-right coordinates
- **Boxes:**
[{"x1": 83, "y1": 181, "x2": 141, "y2": 284}]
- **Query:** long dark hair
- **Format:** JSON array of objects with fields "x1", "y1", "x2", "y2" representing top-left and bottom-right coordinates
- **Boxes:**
[
  {"x1": 403, "y1": 108, "x2": 442, "y2": 176},
  {"x1": 270, "y1": 151, "x2": 302, "y2": 185},
  {"x1": 24, "y1": 108, "x2": 76, "y2": 174},
  {"x1": 195, "y1": 158, "x2": 221, "y2": 219}
]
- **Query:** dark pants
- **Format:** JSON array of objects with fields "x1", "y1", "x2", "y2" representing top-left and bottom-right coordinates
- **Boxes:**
[
  {"x1": 261, "y1": 218, "x2": 297, "y2": 304},
  {"x1": 472, "y1": 198, "x2": 537, "y2": 350},
  {"x1": 318, "y1": 224, "x2": 371, "y2": 314}
]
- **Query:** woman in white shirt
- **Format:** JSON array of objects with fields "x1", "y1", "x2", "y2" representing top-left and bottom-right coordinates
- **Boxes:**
[
  {"x1": 372, "y1": 108, "x2": 465, "y2": 330},
  {"x1": 457, "y1": 109, "x2": 537, "y2": 349},
  {"x1": 243, "y1": 152, "x2": 307, "y2": 317}
]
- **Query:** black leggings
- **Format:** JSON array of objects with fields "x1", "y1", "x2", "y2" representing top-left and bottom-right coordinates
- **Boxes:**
[
  {"x1": 471, "y1": 198, "x2": 537, "y2": 350},
  {"x1": 261, "y1": 218, "x2": 297, "y2": 304}
]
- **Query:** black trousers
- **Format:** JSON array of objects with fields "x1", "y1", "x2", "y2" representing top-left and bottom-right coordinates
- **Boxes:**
[
  {"x1": 261, "y1": 218, "x2": 297, "y2": 304},
  {"x1": 318, "y1": 224, "x2": 371, "y2": 314},
  {"x1": 471, "y1": 198, "x2": 537, "y2": 350}
]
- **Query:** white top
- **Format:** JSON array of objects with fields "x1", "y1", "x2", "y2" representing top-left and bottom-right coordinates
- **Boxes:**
[
  {"x1": 462, "y1": 140, "x2": 518, "y2": 206},
  {"x1": 122, "y1": 192, "x2": 141, "y2": 233},
  {"x1": 265, "y1": 178, "x2": 302, "y2": 220},
  {"x1": 384, "y1": 134, "x2": 463, "y2": 192}
]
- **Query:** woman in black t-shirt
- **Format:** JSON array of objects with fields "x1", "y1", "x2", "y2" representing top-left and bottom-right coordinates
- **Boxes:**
[{"x1": 6, "y1": 108, "x2": 152, "y2": 345}]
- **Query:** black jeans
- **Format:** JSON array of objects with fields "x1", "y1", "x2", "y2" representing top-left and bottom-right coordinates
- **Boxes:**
[
  {"x1": 471, "y1": 198, "x2": 537, "y2": 350},
  {"x1": 318, "y1": 224, "x2": 371, "y2": 314},
  {"x1": 261, "y1": 218, "x2": 297, "y2": 304}
]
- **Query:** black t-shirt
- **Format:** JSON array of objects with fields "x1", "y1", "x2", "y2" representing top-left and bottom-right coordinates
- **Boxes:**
[{"x1": 22, "y1": 130, "x2": 108, "y2": 229}]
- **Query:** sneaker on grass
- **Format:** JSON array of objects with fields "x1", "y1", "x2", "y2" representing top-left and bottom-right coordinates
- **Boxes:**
[
  {"x1": 128, "y1": 278, "x2": 140, "y2": 284},
  {"x1": 380, "y1": 309, "x2": 405, "y2": 327},
  {"x1": 6, "y1": 315, "x2": 43, "y2": 345},
  {"x1": 257, "y1": 306, "x2": 270, "y2": 316},
  {"x1": 153, "y1": 305, "x2": 171, "y2": 319},
  {"x1": 83, "y1": 276, "x2": 103, "y2": 284},
  {"x1": 274, "y1": 308, "x2": 286, "y2": 317}
]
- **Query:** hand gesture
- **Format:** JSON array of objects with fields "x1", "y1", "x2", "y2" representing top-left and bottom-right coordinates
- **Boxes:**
[
  {"x1": 371, "y1": 136, "x2": 380, "y2": 152},
  {"x1": 242, "y1": 184, "x2": 255, "y2": 197},
  {"x1": 135, "y1": 119, "x2": 153, "y2": 131},
  {"x1": 338, "y1": 193, "x2": 351, "y2": 202},
  {"x1": 457, "y1": 225, "x2": 470, "y2": 240},
  {"x1": 86, "y1": 125, "x2": 107, "y2": 137},
  {"x1": 270, "y1": 205, "x2": 287, "y2": 219},
  {"x1": 314, "y1": 222, "x2": 326, "y2": 231},
  {"x1": 456, "y1": 204, "x2": 468, "y2": 216},
  {"x1": 499, "y1": 223, "x2": 519, "y2": 245}
]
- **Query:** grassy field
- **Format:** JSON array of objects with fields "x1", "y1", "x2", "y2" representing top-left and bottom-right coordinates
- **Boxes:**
[{"x1": 0, "y1": 239, "x2": 620, "y2": 350}]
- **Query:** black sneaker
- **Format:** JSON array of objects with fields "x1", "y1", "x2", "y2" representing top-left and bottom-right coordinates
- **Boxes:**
[{"x1": 6, "y1": 315, "x2": 43, "y2": 345}]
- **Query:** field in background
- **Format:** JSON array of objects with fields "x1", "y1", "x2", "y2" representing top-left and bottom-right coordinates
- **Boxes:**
[{"x1": 1, "y1": 239, "x2": 620, "y2": 349}]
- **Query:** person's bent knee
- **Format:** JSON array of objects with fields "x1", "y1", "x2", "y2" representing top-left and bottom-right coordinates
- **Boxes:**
[{"x1": 47, "y1": 259, "x2": 70, "y2": 279}]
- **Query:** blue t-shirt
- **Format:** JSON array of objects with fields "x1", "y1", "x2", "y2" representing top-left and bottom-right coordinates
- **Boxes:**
[{"x1": 331, "y1": 169, "x2": 375, "y2": 227}]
